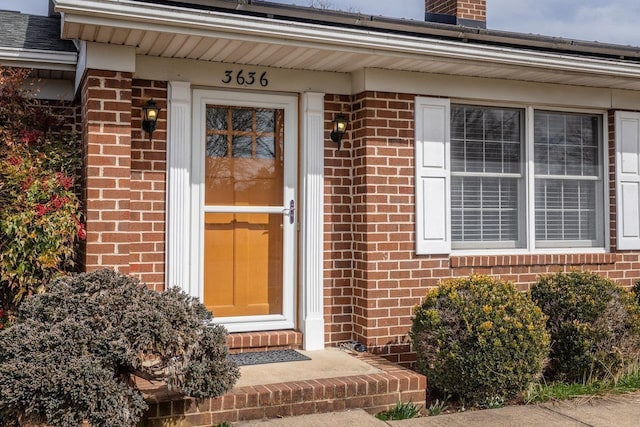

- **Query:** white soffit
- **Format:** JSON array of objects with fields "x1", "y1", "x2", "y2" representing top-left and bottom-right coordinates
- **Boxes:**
[{"x1": 53, "y1": 0, "x2": 640, "y2": 90}]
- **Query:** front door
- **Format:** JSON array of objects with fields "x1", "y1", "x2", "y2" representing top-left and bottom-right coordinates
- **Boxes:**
[{"x1": 193, "y1": 90, "x2": 298, "y2": 332}]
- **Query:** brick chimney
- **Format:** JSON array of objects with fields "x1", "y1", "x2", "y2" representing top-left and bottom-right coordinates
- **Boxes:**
[{"x1": 425, "y1": 0, "x2": 486, "y2": 28}]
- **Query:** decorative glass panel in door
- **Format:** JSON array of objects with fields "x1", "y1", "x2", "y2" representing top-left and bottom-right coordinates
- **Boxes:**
[{"x1": 203, "y1": 105, "x2": 287, "y2": 318}]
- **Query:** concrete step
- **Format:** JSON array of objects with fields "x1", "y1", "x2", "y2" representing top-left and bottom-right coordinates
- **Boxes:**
[{"x1": 141, "y1": 349, "x2": 426, "y2": 426}]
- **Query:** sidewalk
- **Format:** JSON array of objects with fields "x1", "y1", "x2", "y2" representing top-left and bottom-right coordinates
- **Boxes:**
[{"x1": 236, "y1": 391, "x2": 640, "y2": 426}]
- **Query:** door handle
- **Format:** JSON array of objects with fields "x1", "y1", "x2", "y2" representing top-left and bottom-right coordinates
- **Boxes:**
[{"x1": 283, "y1": 200, "x2": 295, "y2": 224}]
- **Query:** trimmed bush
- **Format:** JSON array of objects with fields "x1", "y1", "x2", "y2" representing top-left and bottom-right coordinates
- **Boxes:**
[
  {"x1": 633, "y1": 279, "x2": 640, "y2": 306},
  {"x1": 411, "y1": 275, "x2": 549, "y2": 406},
  {"x1": 531, "y1": 270, "x2": 640, "y2": 383},
  {"x1": 0, "y1": 269, "x2": 239, "y2": 427}
]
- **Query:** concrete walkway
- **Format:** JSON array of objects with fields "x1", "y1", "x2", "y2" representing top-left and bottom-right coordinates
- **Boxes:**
[{"x1": 236, "y1": 391, "x2": 640, "y2": 426}]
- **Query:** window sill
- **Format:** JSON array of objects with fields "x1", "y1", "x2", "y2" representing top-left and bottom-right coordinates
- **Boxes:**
[{"x1": 450, "y1": 252, "x2": 617, "y2": 268}]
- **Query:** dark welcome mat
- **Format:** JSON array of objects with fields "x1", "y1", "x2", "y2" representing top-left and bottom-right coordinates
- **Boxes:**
[{"x1": 229, "y1": 349, "x2": 311, "y2": 366}]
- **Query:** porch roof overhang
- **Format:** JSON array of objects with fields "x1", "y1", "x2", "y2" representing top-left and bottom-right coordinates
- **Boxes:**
[
  {"x1": 0, "y1": 47, "x2": 77, "y2": 73},
  {"x1": 53, "y1": 0, "x2": 640, "y2": 91},
  {"x1": 0, "y1": 10, "x2": 77, "y2": 74}
]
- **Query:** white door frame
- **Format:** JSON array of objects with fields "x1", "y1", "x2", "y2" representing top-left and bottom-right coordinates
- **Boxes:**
[
  {"x1": 166, "y1": 82, "x2": 326, "y2": 348},
  {"x1": 191, "y1": 88, "x2": 298, "y2": 332}
]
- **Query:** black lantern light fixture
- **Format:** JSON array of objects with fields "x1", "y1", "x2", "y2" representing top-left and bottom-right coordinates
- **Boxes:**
[
  {"x1": 142, "y1": 99, "x2": 160, "y2": 141},
  {"x1": 330, "y1": 113, "x2": 349, "y2": 149}
]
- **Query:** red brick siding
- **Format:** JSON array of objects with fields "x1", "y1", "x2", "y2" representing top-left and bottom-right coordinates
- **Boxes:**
[
  {"x1": 323, "y1": 94, "x2": 355, "y2": 346},
  {"x1": 324, "y1": 91, "x2": 640, "y2": 366},
  {"x1": 347, "y1": 92, "x2": 419, "y2": 364},
  {"x1": 425, "y1": 0, "x2": 486, "y2": 22},
  {"x1": 130, "y1": 79, "x2": 167, "y2": 291},
  {"x1": 79, "y1": 79, "x2": 640, "y2": 363},
  {"x1": 81, "y1": 70, "x2": 133, "y2": 273},
  {"x1": 33, "y1": 99, "x2": 79, "y2": 134},
  {"x1": 426, "y1": 0, "x2": 456, "y2": 15},
  {"x1": 80, "y1": 72, "x2": 167, "y2": 291},
  {"x1": 227, "y1": 330, "x2": 303, "y2": 352}
]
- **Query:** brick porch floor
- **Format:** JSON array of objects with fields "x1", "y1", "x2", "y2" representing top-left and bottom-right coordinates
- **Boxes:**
[{"x1": 141, "y1": 350, "x2": 426, "y2": 426}]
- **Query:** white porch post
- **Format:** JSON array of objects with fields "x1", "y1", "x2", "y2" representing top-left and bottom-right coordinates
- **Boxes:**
[
  {"x1": 165, "y1": 81, "x2": 192, "y2": 293},
  {"x1": 300, "y1": 92, "x2": 326, "y2": 350}
]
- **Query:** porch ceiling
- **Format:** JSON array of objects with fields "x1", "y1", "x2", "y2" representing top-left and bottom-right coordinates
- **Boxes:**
[{"x1": 54, "y1": 0, "x2": 640, "y2": 91}]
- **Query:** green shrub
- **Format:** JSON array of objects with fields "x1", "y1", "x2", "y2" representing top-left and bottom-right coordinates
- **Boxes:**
[
  {"x1": 411, "y1": 275, "x2": 549, "y2": 406},
  {"x1": 0, "y1": 67, "x2": 83, "y2": 313},
  {"x1": 0, "y1": 269, "x2": 239, "y2": 427},
  {"x1": 632, "y1": 279, "x2": 640, "y2": 306},
  {"x1": 531, "y1": 270, "x2": 640, "y2": 383}
]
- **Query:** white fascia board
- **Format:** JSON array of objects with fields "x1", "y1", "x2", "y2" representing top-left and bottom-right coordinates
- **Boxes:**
[
  {"x1": 135, "y1": 55, "x2": 351, "y2": 94},
  {"x1": 85, "y1": 42, "x2": 135, "y2": 72},
  {"x1": 612, "y1": 89, "x2": 640, "y2": 110},
  {"x1": 74, "y1": 41, "x2": 135, "y2": 95},
  {"x1": 53, "y1": 0, "x2": 640, "y2": 80},
  {"x1": 361, "y1": 68, "x2": 614, "y2": 109},
  {"x1": 0, "y1": 47, "x2": 76, "y2": 71}
]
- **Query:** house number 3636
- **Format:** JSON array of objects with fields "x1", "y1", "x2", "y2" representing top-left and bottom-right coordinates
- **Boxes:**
[{"x1": 222, "y1": 70, "x2": 269, "y2": 87}]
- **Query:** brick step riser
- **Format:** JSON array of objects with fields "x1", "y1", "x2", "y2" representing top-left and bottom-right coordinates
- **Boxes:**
[{"x1": 143, "y1": 353, "x2": 426, "y2": 426}]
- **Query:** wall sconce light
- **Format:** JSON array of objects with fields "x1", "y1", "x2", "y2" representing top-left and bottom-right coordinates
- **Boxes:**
[
  {"x1": 330, "y1": 113, "x2": 349, "y2": 149},
  {"x1": 142, "y1": 99, "x2": 160, "y2": 141}
]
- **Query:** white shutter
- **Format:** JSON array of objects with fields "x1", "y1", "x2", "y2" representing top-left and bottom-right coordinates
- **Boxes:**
[
  {"x1": 415, "y1": 97, "x2": 451, "y2": 254},
  {"x1": 615, "y1": 111, "x2": 640, "y2": 250}
]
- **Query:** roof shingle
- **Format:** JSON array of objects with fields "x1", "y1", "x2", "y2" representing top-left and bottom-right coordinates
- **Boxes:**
[{"x1": 0, "y1": 10, "x2": 76, "y2": 53}]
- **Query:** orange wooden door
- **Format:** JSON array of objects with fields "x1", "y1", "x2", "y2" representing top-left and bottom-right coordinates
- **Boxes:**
[{"x1": 202, "y1": 106, "x2": 285, "y2": 318}]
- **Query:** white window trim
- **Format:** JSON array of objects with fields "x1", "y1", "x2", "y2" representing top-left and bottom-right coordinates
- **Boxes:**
[
  {"x1": 416, "y1": 96, "x2": 610, "y2": 255},
  {"x1": 450, "y1": 104, "x2": 526, "y2": 250},
  {"x1": 529, "y1": 108, "x2": 606, "y2": 249}
]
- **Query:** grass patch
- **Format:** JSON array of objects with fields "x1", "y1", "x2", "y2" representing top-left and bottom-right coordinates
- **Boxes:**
[
  {"x1": 427, "y1": 397, "x2": 449, "y2": 416},
  {"x1": 526, "y1": 366, "x2": 640, "y2": 403},
  {"x1": 375, "y1": 401, "x2": 422, "y2": 421}
]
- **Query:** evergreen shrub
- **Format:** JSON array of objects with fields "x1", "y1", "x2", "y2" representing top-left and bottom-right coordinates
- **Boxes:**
[
  {"x1": 0, "y1": 269, "x2": 239, "y2": 427},
  {"x1": 632, "y1": 278, "x2": 640, "y2": 305},
  {"x1": 0, "y1": 67, "x2": 84, "y2": 314},
  {"x1": 531, "y1": 270, "x2": 640, "y2": 382},
  {"x1": 411, "y1": 275, "x2": 549, "y2": 406}
]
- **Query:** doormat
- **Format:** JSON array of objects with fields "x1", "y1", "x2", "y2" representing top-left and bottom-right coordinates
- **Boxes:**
[{"x1": 229, "y1": 349, "x2": 311, "y2": 366}]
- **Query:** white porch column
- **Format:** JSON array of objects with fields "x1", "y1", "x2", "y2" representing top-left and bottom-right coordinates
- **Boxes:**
[
  {"x1": 300, "y1": 92, "x2": 326, "y2": 350},
  {"x1": 165, "y1": 81, "x2": 192, "y2": 292}
]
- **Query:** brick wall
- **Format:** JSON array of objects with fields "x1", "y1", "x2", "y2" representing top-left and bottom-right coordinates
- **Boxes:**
[
  {"x1": 130, "y1": 79, "x2": 167, "y2": 291},
  {"x1": 33, "y1": 99, "x2": 79, "y2": 134},
  {"x1": 324, "y1": 91, "x2": 640, "y2": 367},
  {"x1": 78, "y1": 78, "x2": 639, "y2": 365},
  {"x1": 349, "y1": 92, "x2": 419, "y2": 364},
  {"x1": 323, "y1": 94, "x2": 355, "y2": 345},
  {"x1": 80, "y1": 71, "x2": 167, "y2": 290},
  {"x1": 425, "y1": 0, "x2": 486, "y2": 22},
  {"x1": 425, "y1": 0, "x2": 456, "y2": 15},
  {"x1": 81, "y1": 70, "x2": 133, "y2": 273}
]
